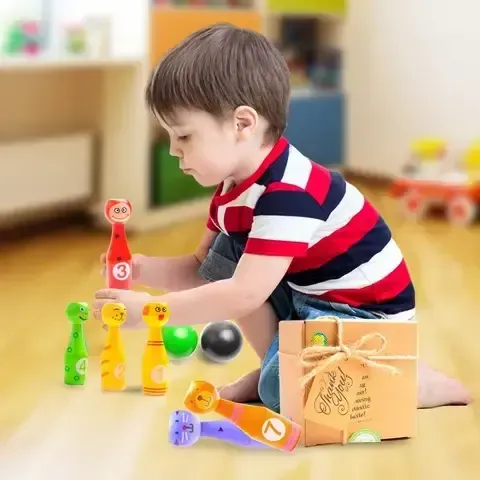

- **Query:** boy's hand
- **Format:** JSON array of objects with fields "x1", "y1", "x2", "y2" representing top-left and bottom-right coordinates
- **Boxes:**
[
  {"x1": 100, "y1": 253, "x2": 145, "y2": 286},
  {"x1": 93, "y1": 289, "x2": 151, "y2": 329}
]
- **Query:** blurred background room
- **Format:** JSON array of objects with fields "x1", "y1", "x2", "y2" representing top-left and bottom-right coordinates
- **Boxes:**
[{"x1": 1, "y1": 0, "x2": 480, "y2": 478}]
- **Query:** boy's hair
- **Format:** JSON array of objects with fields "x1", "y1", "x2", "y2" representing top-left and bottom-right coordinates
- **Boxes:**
[{"x1": 145, "y1": 23, "x2": 291, "y2": 144}]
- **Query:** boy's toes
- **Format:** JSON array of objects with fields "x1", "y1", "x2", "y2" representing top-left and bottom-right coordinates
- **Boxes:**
[
  {"x1": 418, "y1": 363, "x2": 473, "y2": 408},
  {"x1": 218, "y1": 369, "x2": 261, "y2": 404}
]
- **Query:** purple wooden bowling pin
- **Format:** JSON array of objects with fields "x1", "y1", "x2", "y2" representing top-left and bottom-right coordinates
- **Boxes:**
[{"x1": 168, "y1": 410, "x2": 267, "y2": 448}]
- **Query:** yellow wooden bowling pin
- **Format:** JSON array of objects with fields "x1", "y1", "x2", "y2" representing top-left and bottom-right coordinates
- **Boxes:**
[
  {"x1": 142, "y1": 302, "x2": 169, "y2": 396},
  {"x1": 100, "y1": 303, "x2": 127, "y2": 391}
]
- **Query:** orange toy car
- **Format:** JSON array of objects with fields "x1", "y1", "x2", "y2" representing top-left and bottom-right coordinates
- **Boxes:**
[{"x1": 391, "y1": 178, "x2": 480, "y2": 225}]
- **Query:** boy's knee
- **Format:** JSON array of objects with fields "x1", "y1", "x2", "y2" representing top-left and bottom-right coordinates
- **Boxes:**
[{"x1": 258, "y1": 360, "x2": 281, "y2": 413}]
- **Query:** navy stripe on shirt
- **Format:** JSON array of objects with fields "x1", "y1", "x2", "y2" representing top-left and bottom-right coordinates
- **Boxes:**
[
  {"x1": 254, "y1": 190, "x2": 326, "y2": 220},
  {"x1": 257, "y1": 143, "x2": 289, "y2": 186},
  {"x1": 320, "y1": 172, "x2": 346, "y2": 217},
  {"x1": 357, "y1": 283, "x2": 416, "y2": 314},
  {"x1": 286, "y1": 217, "x2": 392, "y2": 285}
]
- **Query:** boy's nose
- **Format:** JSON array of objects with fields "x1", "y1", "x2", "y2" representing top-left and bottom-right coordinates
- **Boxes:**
[{"x1": 169, "y1": 144, "x2": 182, "y2": 158}]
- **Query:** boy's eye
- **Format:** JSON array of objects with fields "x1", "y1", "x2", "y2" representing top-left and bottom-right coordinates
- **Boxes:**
[{"x1": 178, "y1": 135, "x2": 190, "y2": 141}]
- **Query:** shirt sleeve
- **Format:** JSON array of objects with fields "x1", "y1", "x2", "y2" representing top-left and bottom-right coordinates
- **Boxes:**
[
  {"x1": 244, "y1": 189, "x2": 326, "y2": 257},
  {"x1": 205, "y1": 186, "x2": 222, "y2": 232},
  {"x1": 206, "y1": 216, "x2": 220, "y2": 232}
]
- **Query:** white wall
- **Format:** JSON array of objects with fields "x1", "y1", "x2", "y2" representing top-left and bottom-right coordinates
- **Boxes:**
[
  {"x1": 347, "y1": 0, "x2": 480, "y2": 176},
  {"x1": 343, "y1": 0, "x2": 373, "y2": 174}
]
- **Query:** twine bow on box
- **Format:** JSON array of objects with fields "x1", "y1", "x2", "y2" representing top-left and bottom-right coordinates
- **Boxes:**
[{"x1": 298, "y1": 317, "x2": 416, "y2": 388}]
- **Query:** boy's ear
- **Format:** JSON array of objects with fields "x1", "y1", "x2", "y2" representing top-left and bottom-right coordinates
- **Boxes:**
[{"x1": 233, "y1": 106, "x2": 258, "y2": 139}]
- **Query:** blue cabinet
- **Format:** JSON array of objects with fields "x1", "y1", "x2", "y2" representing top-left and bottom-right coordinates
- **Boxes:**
[{"x1": 284, "y1": 91, "x2": 344, "y2": 166}]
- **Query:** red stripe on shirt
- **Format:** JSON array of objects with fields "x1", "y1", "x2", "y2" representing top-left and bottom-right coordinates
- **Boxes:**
[
  {"x1": 288, "y1": 199, "x2": 379, "y2": 273},
  {"x1": 223, "y1": 206, "x2": 254, "y2": 233},
  {"x1": 305, "y1": 163, "x2": 332, "y2": 205},
  {"x1": 315, "y1": 260, "x2": 412, "y2": 307},
  {"x1": 245, "y1": 238, "x2": 308, "y2": 257},
  {"x1": 206, "y1": 217, "x2": 219, "y2": 231}
]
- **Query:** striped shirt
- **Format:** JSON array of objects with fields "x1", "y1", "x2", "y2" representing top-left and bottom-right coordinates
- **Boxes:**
[{"x1": 206, "y1": 137, "x2": 415, "y2": 320}]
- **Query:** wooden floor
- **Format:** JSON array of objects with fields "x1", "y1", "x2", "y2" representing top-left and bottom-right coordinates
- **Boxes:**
[{"x1": 0, "y1": 185, "x2": 479, "y2": 480}]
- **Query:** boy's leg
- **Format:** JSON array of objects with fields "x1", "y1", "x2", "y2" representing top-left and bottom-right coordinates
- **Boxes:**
[
  {"x1": 257, "y1": 296, "x2": 472, "y2": 412},
  {"x1": 214, "y1": 302, "x2": 279, "y2": 403},
  {"x1": 199, "y1": 233, "x2": 291, "y2": 403},
  {"x1": 257, "y1": 297, "x2": 384, "y2": 412},
  {"x1": 199, "y1": 235, "x2": 472, "y2": 409},
  {"x1": 323, "y1": 304, "x2": 472, "y2": 408}
]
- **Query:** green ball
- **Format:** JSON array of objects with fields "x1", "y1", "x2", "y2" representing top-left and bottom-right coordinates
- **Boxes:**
[{"x1": 162, "y1": 326, "x2": 198, "y2": 359}]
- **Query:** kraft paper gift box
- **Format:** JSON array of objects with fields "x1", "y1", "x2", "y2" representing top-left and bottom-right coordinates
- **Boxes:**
[{"x1": 279, "y1": 316, "x2": 418, "y2": 446}]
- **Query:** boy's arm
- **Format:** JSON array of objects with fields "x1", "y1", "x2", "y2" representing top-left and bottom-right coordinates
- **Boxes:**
[
  {"x1": 150, "y1": 252, "x2": 293, "y2": 326},
  {"x1": 139, "y1": 228, "x2": 218, "y2": 291},
  {"x1": 145, "y1": 188, "x2": 324, "y2": 325}
]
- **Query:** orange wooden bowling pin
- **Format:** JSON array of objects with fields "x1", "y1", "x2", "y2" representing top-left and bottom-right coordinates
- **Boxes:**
[
  {"x1": 184, "y1": 380, "x2": 301, "y2": 452},
  {"x1": 100, "y1": 303, "x2": 127, "y2": 391},
  {"x1": 142, "y1": 302, "x2": 169, "y2": 396}
]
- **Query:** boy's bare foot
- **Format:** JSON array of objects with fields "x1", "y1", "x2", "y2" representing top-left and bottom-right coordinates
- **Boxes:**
[
  {"x1": 418, "y1": 361, "x2": 472, "y2": 408},
  {"x1": 217, "y1": 363, "x2": 473, "y2": 408},
  {"x1": 218, "y1": 368, "x2": 261, "y2": 403}
]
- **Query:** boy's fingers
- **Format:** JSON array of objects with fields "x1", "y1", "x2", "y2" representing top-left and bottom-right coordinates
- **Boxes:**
[
  {"x1": 95, "y1": 289, "x2": 118, "y2": 300},
  {"x1": 93, "y1": 308, "x2": 108, "y2": 332},
  {"x1": 100, "y1": 253, "x2": 106, "y2": 263}
]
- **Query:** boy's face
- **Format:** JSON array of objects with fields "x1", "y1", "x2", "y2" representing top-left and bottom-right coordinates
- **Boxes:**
[{"x1": 157, "y1": 109, "x2": 243, "y2": 187}]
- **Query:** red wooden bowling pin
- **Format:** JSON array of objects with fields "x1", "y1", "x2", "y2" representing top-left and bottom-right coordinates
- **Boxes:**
[{"x1": 104, "y1": 199, "x2": 133, "y2": 290}]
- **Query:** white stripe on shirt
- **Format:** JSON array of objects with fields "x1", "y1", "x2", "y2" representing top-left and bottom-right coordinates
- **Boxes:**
[
  {"x1": 385, "y1": 308, "x2": 416, "y2": 321},
  {"x1": 225, "y1": 183, "x2": 266, "y2": 209},
  {"x1": 217, "y1": 205, "x2": 227, "y2": 233},
  {"x1": 217, "y1": 183, "x2": 267, "y2": 234},
  {"x1": 288, "y1": 238, "x2": 404, "y2": 294},
  {"x1": 250, "y1": 215, "x2": 324, "y2": 244},
  {"x1": 307, "y1": 182, "x2": 365, "y2": 246},
  {"x1": 281, "y1": 145, "x2": 312, "y2": 189}
]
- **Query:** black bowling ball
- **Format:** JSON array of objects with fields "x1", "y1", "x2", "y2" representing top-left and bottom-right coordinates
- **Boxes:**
[{"x1": 200, "y1": 321, "x2": 243, "y2": 363}]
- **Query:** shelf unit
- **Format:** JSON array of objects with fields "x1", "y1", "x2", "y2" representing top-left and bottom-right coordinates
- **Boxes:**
[{"x1": 0, "y1": 0, "x2": 346, "y2": 233}]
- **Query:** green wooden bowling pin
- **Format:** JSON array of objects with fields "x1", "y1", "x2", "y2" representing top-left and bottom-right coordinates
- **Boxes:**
[{"x1": 64, "y1": 302, "x2": 89, "y2": 386}]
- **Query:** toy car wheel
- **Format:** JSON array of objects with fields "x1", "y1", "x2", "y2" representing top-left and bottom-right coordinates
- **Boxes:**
[
  {"x1": 400, "y1": 189, "x2": 427, "y2": 219},
  {"x1": 447, "y1": 196, "x2": 477, "y2": 226}
]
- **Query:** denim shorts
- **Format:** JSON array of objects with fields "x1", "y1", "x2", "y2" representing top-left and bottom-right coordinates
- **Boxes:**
[{"x1": 198, "y1": 233, "x2": 386, "y2": 413}]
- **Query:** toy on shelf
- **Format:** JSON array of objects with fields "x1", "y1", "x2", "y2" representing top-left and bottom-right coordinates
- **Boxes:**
[
  {"x1": 64, "y1": 25, "x2": 87, "y2": 55},
  {"x1": 391, "y1": 138, "x2": 480, "y2": 226},
  {"x1": 2, "y1": 21, "x2": 42, "y2": 56}
]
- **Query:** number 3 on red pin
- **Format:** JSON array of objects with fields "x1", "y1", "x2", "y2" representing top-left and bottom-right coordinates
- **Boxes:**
[{"x1": 104, "y1": 199, "x2": 133, "y2": 290}]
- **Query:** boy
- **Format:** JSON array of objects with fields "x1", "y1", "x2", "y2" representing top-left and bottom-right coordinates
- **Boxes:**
[{"x1": 94, "y1": 24, "x2": 470, "y2": 411}]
